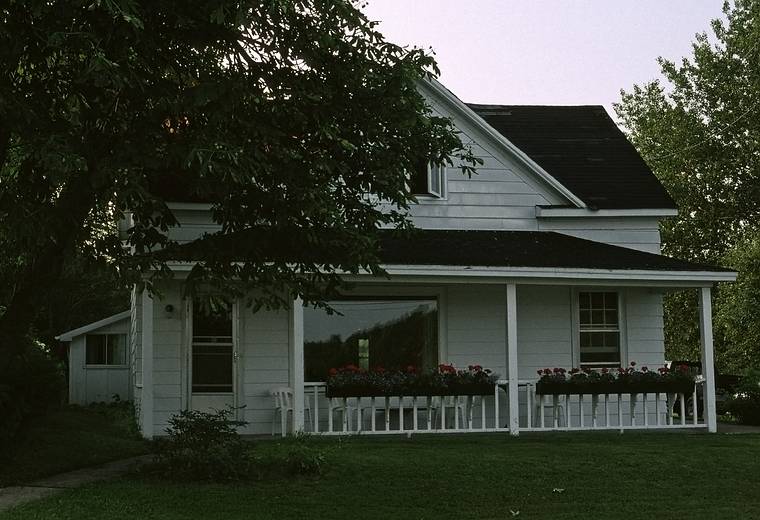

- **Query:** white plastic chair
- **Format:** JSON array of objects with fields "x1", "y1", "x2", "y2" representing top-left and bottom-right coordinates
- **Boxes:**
[
  {"x1": 431, "y1": 396, "x2": 470, "y2": 429},
  {"x1": 270, "y1": 387, "x2": 311, "y2": 437},
  {"x1": 534, "y1": 397, "x2": 565, "y2": 427}
]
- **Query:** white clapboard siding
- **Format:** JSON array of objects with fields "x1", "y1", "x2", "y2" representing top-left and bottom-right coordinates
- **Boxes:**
[
  {"x1": 537, "y1": 217, "x2": 663, "y2": 253},
  {"x1": 147, "y1": 282, "x2": 185, "y2": 433},
  {"x1": 239, "y1": 302, "x2": 291, "y2": 434}
]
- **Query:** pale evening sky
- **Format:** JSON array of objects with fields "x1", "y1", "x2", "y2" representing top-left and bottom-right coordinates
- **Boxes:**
[{"x1": 361, "y1": 1, "x2": 725, "y2": 118}]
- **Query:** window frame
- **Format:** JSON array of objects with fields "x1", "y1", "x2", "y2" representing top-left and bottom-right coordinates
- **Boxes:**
[
  {"x1": 188, "y1": 295, "x2": 238, "y2": 396},
  {"x1": 303, "y1": 288, "x2": 447, "y2": 383},
  {"x1": 84, "y1": 333, "x2": 128, "y2": 367},
  {"x1": 571, "y1": 288, "x2": 627, "y2": 369},
  {"x1": 411, "y1": 161, "x2": 447, "y2": 199}
]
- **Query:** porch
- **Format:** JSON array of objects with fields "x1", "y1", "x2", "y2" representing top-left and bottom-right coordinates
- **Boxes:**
[{"x1": 282, "y1": 285, "x2": 719, "y2": 437}]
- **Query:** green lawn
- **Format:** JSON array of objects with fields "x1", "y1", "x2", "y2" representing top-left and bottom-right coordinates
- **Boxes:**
[
  {"x1": 0, "y1": 404, "x2": 149, "y2": 487},
  {"x1": 3, "y1": 431, "x2": 760, "y2": 519}
]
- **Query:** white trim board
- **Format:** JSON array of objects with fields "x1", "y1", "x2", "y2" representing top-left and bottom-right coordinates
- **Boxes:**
[
  {"x1": 160, "y1": 262, "x2": 735, "y2": 285},
  {"x1": 536, "y1": 207, "x2": 678, "y2": 218},
  {"x1": 56, "y1": 310, "x2": 131, "y2": 342}
]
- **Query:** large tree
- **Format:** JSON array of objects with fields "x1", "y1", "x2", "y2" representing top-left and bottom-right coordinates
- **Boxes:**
[
  {"x1": 615, "y1": 0, "x2": 760, "y2": 372},
  {"x1": 0, "y1": 0, "x2": 477, "y2": 369}
]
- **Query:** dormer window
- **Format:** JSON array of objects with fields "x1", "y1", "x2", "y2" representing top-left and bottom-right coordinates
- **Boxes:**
[{"x1": 411, "y1": 160, "x2": 445, "y2": 198}]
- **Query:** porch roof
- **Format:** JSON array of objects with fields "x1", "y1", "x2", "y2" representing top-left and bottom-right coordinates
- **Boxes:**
[
  {"x1": 378, "y1": 229, "x2": 731, "y2": 273},
  {"x1": 161, "y1": 228, "x2": 734, "y2": 285}
]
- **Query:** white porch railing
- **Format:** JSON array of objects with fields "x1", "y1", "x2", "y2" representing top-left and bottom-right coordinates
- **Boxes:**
[
  {"x1": 304, "y1": 381, "x2": 512, "y2": 435},
  {"x1": 301, "y1": 377, "x2": 708, "y2": 435}
]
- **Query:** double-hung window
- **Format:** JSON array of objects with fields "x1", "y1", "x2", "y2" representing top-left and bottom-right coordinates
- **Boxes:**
[
  {"x1": 578, "y1": 291, "x2": 621, "y2": 368},
  {"x1": 85, "y1": 334, "x2": 127, "y2": 366}
]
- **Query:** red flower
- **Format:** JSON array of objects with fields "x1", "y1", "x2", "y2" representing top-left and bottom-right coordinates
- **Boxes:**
[
  {"x1": 601, "y1": 368, "x2": 609, "y2": 374},
  {"x1": 641, "y1": 366, "x2": 648, "y2": 372},
  {"x1": 630, "y1": 361, "x2": 637, "y2": 367},
  {"x1": 329, "y1": 368, "x2": 338, "y2": 377},
  {"x1": 406, "y1": 365, "x2": 417, "y2": 374},
  {"x1": 438, "y1": 363, "x2": 456, "y2": 374},
  {"x1": 570, "y1": 368, "x2": 580, "y2": 375},
  {"x1": 373, "y1": 366, "x2": 385, "y2": 374}
]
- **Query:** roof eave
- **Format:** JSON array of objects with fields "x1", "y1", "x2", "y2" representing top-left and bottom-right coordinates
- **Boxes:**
[
  {"x1": 421, "y1": 78, "x2": 588, "y2": 209},
  {"x1": 55, "y1": 310, "x2": 131, "y2": 342}
]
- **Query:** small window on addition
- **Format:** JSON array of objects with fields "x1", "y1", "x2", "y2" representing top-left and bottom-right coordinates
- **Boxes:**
[
  {"x1": 85, "y1": 334, "x2": 127, "y2": 366},
  {"x1": 578, "y1": 291, "x2": 621, "y2": 368},
  {"x1": 411, "y1": 159, "x2": 445, "y2": 198}
]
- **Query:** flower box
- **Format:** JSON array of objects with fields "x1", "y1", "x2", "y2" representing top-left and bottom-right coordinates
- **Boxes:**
[
  {"x1": 536, "y1": 380, "x2": 695, "y2": 396},
  {"x1": 534, "y1": 363, "x2": 696, "y2": 396},
  {"x1": 326, "y1": 364, "x2": 498, "y2": 399},
  {"x1": 536, "y1": 381, "x2": 618, "y2": 396}
]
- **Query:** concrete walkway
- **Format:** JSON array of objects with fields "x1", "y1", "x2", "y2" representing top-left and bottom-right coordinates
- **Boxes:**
[{"x1": 0, "y1": 454, "x2": 152, "y2": 513}]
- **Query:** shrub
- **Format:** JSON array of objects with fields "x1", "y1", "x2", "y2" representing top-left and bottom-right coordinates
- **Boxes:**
[
  {"x1": 0, "y1": 341, "x2": 65, "y2": 447},
  {"x1": 726, "y1": 369, "x2": 760, "y2": 425},
  {"x1": 281, "y1": 434, "x2": 327, "y2": 476},
  {"x1": 153, "y1": 407, "x2": 251, "y2": 481}
]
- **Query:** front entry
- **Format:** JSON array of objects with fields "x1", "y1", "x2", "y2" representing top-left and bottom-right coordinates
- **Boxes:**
[{"x1": 190, "y1": 296, "x2": 236, "y2": 412}]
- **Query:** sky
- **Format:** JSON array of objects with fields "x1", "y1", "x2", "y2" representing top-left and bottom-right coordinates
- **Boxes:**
[{"x1": 361, "y1": 1, "x2": 726, "y2": 117}]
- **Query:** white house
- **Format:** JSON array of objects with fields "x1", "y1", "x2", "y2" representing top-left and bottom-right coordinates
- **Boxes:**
[
  {"x1": 69, "y1": 79, "x2": 736, "y2": 438},
  {"x1": 56, "y1": 311, "x2": 132, "y2": 405}
]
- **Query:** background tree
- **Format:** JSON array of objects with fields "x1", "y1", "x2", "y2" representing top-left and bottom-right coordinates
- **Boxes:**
[
  {"x1": 615, "y1": 0, "x2": 760, "y2": 372},
  {"x1": 0, "y1": 0, "x2": 476, "y2": 434}
]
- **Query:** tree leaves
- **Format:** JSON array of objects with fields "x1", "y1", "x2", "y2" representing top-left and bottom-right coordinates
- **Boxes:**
[
  {"x1": 0, "y1": 0, "x2": 477, "y2": 349},
  {"x1": 615, "y1": 0, "x2": 760, "y2": 372}
]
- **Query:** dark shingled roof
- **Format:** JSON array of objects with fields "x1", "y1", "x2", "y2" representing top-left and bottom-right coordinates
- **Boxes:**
[
  {"x1": 467, "y1": 104, "x2": 676, "y2": 210},
  {"x1": 378, "y1": 230, "x2": 731, "y2": 273}
]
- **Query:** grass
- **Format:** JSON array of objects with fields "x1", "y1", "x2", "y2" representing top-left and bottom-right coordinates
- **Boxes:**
[
  {"x1": 3, "y1": 431, "x2": 760, "y2": 519},
  {"x1": 0, "y1": 403, "x2": 149, "y2": 487}
]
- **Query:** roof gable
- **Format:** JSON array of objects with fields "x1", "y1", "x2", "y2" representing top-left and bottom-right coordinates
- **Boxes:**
[{"x1": 467, "y1": 104, "x2": 676, "y2": 210}]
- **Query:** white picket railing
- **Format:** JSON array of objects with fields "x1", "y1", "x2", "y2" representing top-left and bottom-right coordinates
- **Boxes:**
[
  {"x1": 522, "y1": 376, "x2": 707, "y2": 431},
  {"x1": 303, "y1": 381, "x2": 511, "y2": 435},
  {"x1": 301, "y1": 377, "x2": 708, "y2": 435}
]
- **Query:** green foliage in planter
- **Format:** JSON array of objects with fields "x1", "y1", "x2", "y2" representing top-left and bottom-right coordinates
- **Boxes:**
[
  {"x1": 535, "y1": 363, "x2": 695, "y2": 395},
  {"x1": 326, "y1": 364, "x2": 498, "y2": 397},
  {"x1": 726, "y1": 369, "x2": 760, "y2": 425},
  {"x1": 152, "y1": 407, "x2": 251, "y2": 481}
]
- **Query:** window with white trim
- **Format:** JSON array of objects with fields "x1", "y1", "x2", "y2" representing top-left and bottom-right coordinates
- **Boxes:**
[
  {"x1": 411, "y1": 160, "x2": 445, "y2": 198},
  {"x1": 578, "y1": 291, "x2": 621, "y2": 367},
  {"x1": 85, "y1": 334, "x2": 127, "y2": 366}
]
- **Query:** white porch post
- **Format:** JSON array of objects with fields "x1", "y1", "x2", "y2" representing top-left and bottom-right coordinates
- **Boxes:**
[
  {"x1": 506, "y1": 283, "x2": 520, "y2": 436},
  {"x1": 290, "y1": 297, "x2": 305, "y2": 433},
  {"x1": 140, "y1": 288, "x2": 154, "y2": 439},
  {"x1": 698, "y1": 286, "x2": 718, "y2": 433}
]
